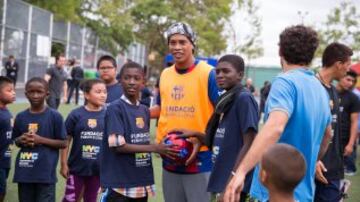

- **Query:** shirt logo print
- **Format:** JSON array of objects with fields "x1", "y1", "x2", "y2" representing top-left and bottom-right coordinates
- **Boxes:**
[
  {"x1": 171, "y1": 85, "x2": 184, "y2": 100},
  {"x1": 28, "y1": 123, "x2": 38, "y2": 133},
  {"x1": 88, "y1": 119, "x2": 97, "y2": 129},
  {"x1": 136, "y1": 117, "x2": 145, "y2": 129}
]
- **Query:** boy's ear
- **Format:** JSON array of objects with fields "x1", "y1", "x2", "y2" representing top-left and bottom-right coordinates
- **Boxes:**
[
  {"x1": 260, "y1": 168, "x2": 268, "y2": 185},
  {"x1": 237, "y1": 71, "x2": 244, "y2": 81}
]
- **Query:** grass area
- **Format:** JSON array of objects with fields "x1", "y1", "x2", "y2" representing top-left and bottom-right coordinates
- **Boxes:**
[{"x1": 4, "y1": 103, "x2": 360, "y2": 201}]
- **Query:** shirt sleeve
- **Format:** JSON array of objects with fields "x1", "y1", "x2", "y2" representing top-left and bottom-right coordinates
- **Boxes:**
[
  {"x1": 46, "y1": 67, "x2": 53, "y2": 76},
  {"x1": 208, "y1": 69, "x2": 220, "y2": 106},
  {"x1": 156, "y1": 93, "x2": 161, "y2": 106},
  {"x1": 12, "y1": 115, "x2": 22, "y2": 140},
  {"x1": 65, "y1": 111, "x2": 77, "y2": 137},
  {"x1": 53, "y1": 112, "x2": 66, "y2": 140},
  {"x1": 105, "y1": 105, "x2": 126, "y2": 147},
  {"x1": 145, "y1": 108, "x2": 151, "y2": 128},
  {"x1": 265, "y1": 77, "x2": 296, "y2": 118},
  {"x1": 236, "y1": 93, "x2": 260, "y2": 135},
  {"x1": 349, "y1": 93, "x2": 360, "y2": 113}
]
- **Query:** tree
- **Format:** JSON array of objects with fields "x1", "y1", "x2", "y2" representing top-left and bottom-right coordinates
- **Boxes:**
[
  {"x1": 25, "y1": 0, "x2": 255, "y2": 69},
  {"x1": 316, "y1": 1, "x2": 360, "y2": 59},
  {"x1": 80, "y1": 0, "x2": 135, "y2": 54},
  {"x1": 227, "y1": 0, "x2": 263, "y2": 77},
  {"x1": 24, "y1": 0, "x2": 82, "y2": 22},
  {"x1": 130, "y1": 0, "x2": 233, "y2": 72},
  {"x1": 25, "y1": 0, "x2": 134, "y2": 54}
]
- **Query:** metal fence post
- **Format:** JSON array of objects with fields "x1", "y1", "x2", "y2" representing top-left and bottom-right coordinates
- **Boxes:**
[
  {"x1": 48, "y1": 12, "x2": 53, "y2": 68},
  {"x1": 80, "y1": 27, "x2": 85, "y2": 68},
  {"x1": 65, "y1": 22, "x2": 70, "y2": 58},
  {"x1": 0, "y1": 0, "x2": 7, "y2": 70},
  {"x1": 93, "y1": 36, "x2": 99, "y2": 68},
  {"x1": 24, "y1": 5, "x2": 33, "y2": 82}
]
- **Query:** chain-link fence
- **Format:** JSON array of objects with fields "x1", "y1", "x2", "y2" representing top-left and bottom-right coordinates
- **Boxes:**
[{"x1": 0, "y1": 0, "x2": 147, "y2": 85}]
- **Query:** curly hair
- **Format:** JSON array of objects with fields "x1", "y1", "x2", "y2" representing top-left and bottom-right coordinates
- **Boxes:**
[{"x1": 279, "y1": 25, "x2": 319, "y2": 66}]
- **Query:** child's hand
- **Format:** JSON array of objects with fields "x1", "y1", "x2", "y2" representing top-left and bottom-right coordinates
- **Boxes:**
[
  {"x1": 155, "y1": 143, "x2": 179, "y2": 160},
  {"x1": 185, "y1": 138, "x2": 201, "y2": 166},
  {"x1": 60, "y1": 164, "x2": 69, "y2": 179},
  {"x1": 315, "y1": 160, "x2": 328, "y2": 184},
  {"x1": 16, "y1": 133, "x2": 33, "y2": 147},
  {"x1": 169, "y1": 128, "x2": 199, "y2": 139},
  {"x1": 27, "y1": 132, "x2": 43, "y2": 146},
  {"x1": 344, "y1": 144, "x2": 354, "y2": 157}
]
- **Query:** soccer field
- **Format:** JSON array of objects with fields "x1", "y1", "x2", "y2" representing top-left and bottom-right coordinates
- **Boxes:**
[{"x1": 4, "y1": 103, "x2": 360, "y2": 202}]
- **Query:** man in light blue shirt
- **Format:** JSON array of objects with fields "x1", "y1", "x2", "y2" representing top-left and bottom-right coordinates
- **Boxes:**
[{"x1": 223, "y1": 25, "x2": 332, "y2": 202}]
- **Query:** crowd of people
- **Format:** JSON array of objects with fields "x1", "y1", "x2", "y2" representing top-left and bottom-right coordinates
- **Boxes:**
[{"x1": 0, "y1": 22, "x2": 360, "y2": 202}]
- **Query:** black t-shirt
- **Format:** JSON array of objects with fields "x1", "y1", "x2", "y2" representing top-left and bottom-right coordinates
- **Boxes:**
[
  {"x1": 320, "y1": 84, "x2": 343, "y2": 180},
  {"x1": 70, "y1": 66, "x2": 84, "y2": 82},
  {"x1": 338, "y1": 90, "x2": 360, "y2": 146},
  {"x1": 208, "y1": 90, "x2": 259, "y2": 193},
  {"x1": 12, "y1": 108, "x2": 66, "y2": 183},
  {"x1": 0, "y1": 108, "x2": 13, "y2": 169},
  {"x1": 5, "y1": 61, "x2": 19, "y2": 77},
  {"x1": 65, "y1": 106, "x2": 105, "y2": 176},
  {"x1": 100, "y1": 99, "x2": 154, "y2": 188},
  {"x1": 245, "y1": 84, "x2": 255, "y2": 93},
  {"x1": 106, "y1": 83, "x2": 123, "y2": 104}
]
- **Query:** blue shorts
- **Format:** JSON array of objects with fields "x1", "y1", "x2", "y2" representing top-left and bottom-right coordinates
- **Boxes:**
[
  {"x1": 0, "y1": 168, "x2": 10, "y2": 194},
  {"x1": 315, "y1": 179, "x2": 342, "y2": 202}
]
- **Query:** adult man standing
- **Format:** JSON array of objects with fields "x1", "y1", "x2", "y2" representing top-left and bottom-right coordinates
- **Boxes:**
[
  {"x1": 315, "y1": 42, "x2": 353, "y2": 202},
  {"x1": 224, "y1": 25, "x2": 332, "y2": 202},
  {"x1": 5, "y1": 55, "x2": 19, "y2": 86},
  {"x1": 245, "y1": 78, "x2": 256, "y2": 96},
  {"x1": 151, "y1": 22, "x2": 219, "y2": 202},
  {"x1": 337, "y1": 71, "x2": 360, "y2": 176},
  {"x1": 66, "y1": 59, "x2": 83, "y2": 105},
  {"x1": 44, "y1": 54, "x2": 68, "y2": 109}
]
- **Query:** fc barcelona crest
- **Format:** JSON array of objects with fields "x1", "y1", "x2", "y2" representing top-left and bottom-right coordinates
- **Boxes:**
[
  {"x1": 88, "y1": 119, "x2": 97, "y2": 129},
  {"x1": 28, "y1": 123, "x2": 38, "y2": 133},
  {"x1": 171, "y1": 85, "x2": 184, "y2": 100},
  {"x1": 136, "y1": 117, "x2": 145, "y2": 129}
]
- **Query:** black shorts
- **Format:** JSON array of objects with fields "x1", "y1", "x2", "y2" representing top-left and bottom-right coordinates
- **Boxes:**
[{"x1": 18, "y1": 183, "x2": 55, "y2": 202}]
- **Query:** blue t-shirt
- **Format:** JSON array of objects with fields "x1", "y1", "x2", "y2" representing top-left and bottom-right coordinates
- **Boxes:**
[
  {"x1": 208, "y1": 90, "x2": 259, "y2": 193},
  {"x1": 66, "y1": 106, "x2": 105, "y2": 176},
  {"x1": 0, "y1": 108, "x2": 13, "y2": 169},
  {"x1": 250, "y1": 68, "x2": 332, "y2": 202},
  {"x1": 106, "y1": 83, "x2": 123, "y2": 103},
  {"x1": 100, "y1": 99, "x2": 154, "y2": 188},
  {"x1": 12, "y1": 108, "x2": 66, "y2": 183}
]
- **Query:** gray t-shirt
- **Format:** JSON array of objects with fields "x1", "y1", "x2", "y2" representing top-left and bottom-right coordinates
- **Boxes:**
[{"x1": 46, "y1": 66, "x2": 67, "y2": 98}]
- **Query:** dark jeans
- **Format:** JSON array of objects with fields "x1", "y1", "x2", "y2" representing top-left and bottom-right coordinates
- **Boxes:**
[
  {"x1": 0, "y1": 168, "x2": 9, "y2": 194},
  {"x1": 101, "y1": 189, "x2": 148, "y2": 202},
  {"x1": 315, "y1": 179, "x2": 342, "y2": 202},
  {"x1": 344, "y1": 144, "x2": 357, "y2": 173},
  {"x1": 18, "y1": 183, "x2": 55, "y2": 202},
  {"x1": 46, "y1": 97, "x2": 60, "y2": 110},
  {"x1": 6, "y1": 75, "x2": 17, "y2": 87},
  {"x1": 67, "y1": 80, "x2": 81, "y2": 104}
]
